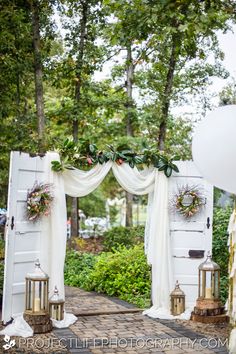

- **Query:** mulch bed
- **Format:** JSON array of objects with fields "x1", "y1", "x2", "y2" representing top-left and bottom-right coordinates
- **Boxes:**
[{"x1": 176, "y1": 319, "x2": 230, "y2": 340}]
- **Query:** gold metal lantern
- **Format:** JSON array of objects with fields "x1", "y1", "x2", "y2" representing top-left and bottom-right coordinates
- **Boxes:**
[
  {"x1": 170, "y1": 281, "x2": 185, "y2": 316},
  {"x1": 49, "y1": 286, "x2": 65, "y2": 321},
  {"x1": 25, "y1": 259, "x2": 49, "y2": 315}
]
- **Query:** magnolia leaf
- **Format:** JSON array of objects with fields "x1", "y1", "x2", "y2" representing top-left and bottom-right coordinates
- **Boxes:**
[
  {"x1": 89, "y1": 144, "x2": 96, "y2": 153},
  {"x1": 134, "y1": 156, "x2": 143, "y2": 163},
  {"x1": 98, "y1": 156, "x2": 104, "y2": 164},
  {"x1": 165, "y1": 166, "x2": 172, "y2": 177},
  {"x1": 158, "y1": 165, "x2": 166, "y2": 171},
  {"x1": 156, "y1": 160, "x2": 166, "y2": 169},
  {"x1": 171, "y1": 164, "x2": 179, "y2": 173},
  {"x1": 129, "y1": 160, "x2": 135, "y2": 168},
  {"x1": 112, "y1": 153, "x2": 117, "y2": 161}
]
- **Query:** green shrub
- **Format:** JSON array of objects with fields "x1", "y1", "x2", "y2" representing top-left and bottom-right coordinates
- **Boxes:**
[
  {"x1": 0, "y1": 238, "x2": 5, "y2": 259},
  {"x1": 102, "y1": 225, "x2": 144, "y2": 251},
  {"x1": 87, "y1": 245, "x2": 150, "y2": 296},
  {"x1": 212, "y1": 206, "x2": 232, "y2": 304},
  {"x1": 64, "y1": 207, "x2": 232, "y2": 308},
  {"x1": 64, "y1": 251, "x2": 97, "y2": 288},
  {"x1": 64, "y1": 244, "x2": 151, "y2": 308}
]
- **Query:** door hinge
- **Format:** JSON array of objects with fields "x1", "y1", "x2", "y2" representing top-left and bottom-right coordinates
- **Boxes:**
[
  {"x1": 10, "y1": 216, "x2": 14, "y2": 230},
  {"x1": 207, "y1": 217, "x2": 210, "y2": 229}
]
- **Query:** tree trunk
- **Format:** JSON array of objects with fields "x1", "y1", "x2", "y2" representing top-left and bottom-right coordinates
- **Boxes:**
[
  {"x1": 71, "y1": 1, "x2": 89, "y2": 239},
  {"x1": 125, "y1": 44, "x2": 134, "y2": 227},
  {"x1": 126, "y1": 44, "x2": 134, "y2": 137},
  {"x1": 30, "y1": 0, "x2": 45, "y2": 151},
  {"x1": 158, "y1": 36, "x2": 177, "y2": 151},
  {"x1": 71, "y1": 197, "x2": 78, "y2": 239}
]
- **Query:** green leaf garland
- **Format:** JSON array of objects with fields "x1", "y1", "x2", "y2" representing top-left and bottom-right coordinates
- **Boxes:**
[{"x1": 51, "y1": 138, "x2": 179, "y2": 178}]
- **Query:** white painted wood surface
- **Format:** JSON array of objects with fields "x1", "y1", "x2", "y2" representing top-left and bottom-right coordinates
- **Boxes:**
[
  {"x1": 169, "y1": 161, "x2": 213, "y2": 307},
  {"x1": 2, "y1": 152, "x2": 47, "y2": 323}
]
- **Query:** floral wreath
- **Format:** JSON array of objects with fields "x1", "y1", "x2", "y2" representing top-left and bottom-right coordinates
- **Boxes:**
[
  {"x1": 171, "y1": 185, "x2": 206, "y2": 218},
  {"x1": 26, "y1": 182, "x2": 53, "y2": 221}
]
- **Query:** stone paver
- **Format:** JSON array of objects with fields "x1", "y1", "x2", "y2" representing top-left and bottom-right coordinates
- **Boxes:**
[
  {"x1": 68, "y1": 311, "x2": 228, "y2": 353},
  {"x1": 0, "y1": 286, "x2": 229, "y2": 353},
  {"x1": 65, "y1": 287, "x2": 137, "y2": 315}
]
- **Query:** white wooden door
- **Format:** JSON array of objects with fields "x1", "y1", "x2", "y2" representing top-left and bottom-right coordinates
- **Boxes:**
[
  {"x1": 169, "y1": 161, "x2": 213, "y2": 307},
  {"x1": 2, "y1": 152, "x2": 47, "y2": 323}
]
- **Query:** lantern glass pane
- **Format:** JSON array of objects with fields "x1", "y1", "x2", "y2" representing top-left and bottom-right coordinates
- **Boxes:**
[
  {"x1": 201, "y1": 271, "x2": 206, "y2": 298},
  {"x1": 25, "y1": 279, "x2": 49, "y2": 314},
  {"x1": 200, "y1": 273, "x2": 202, "y2": 296},
  {"x1": 205, "y1": 271, "x2": 212, "y2": 299},
  {"x1": 214, "y1": 271, "x2": 219, "y2": 299}
]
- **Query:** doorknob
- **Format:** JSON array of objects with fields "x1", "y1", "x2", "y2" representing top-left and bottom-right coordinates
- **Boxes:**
[
  {"x1": 10, "y1": 216, "x2": 14, "y2": 230},
  {"x1": 207, "y1": 217, "x2": 210, "y2": 229}
]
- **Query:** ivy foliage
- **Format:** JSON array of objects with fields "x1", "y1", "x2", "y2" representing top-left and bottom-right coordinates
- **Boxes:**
[
  {"x1": 51, "y1": 138, "x2": 180, "y2": 177},
  {"x1": 212, "y1": 206, "x2": 232, "y2": 304},
  {"x1": 0, "y1": 261, "x2": 4, "y2": 296}
]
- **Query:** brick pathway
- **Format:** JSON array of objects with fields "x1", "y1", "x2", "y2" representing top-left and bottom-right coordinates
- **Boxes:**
[
  {"x1": 65, "y1": 287, "x2": 139, "y2": 316},
  {"x1": 52, "y1": 287, "x2": 228, "y2": 354},
  {"x1": 0, "y1": 286, "x2": 229, "y2": 353}
]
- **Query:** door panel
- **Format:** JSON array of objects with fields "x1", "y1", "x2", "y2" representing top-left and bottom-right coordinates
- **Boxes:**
[
  {"x1": 169, "y1": 161, "x2": 213, "y2": 307},
  {"x1": 2, "y1": 152, "x2": 47, "y2": 323}
]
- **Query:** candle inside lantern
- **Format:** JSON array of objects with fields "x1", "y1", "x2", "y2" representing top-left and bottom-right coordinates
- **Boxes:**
[
  {"x1": 34, "y1": 297, "x2": 40, "y2": 312},
  {"x1": 205, "y1": 287, "x2": 212, "y2": 299},
  {"x1": 52, "y1": 305, "x2": 57, "y2": 319},
  {"x1": 49, "y1": 286, "x2": 65, "y2": 321}
]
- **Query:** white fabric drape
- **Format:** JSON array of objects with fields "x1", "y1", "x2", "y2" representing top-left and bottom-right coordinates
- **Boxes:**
[
  {"x1": 228, "y1": 213, "x2": 236, "y2": 322},
  {"x1": 43, "y1": 152, "x2": 67, "y2": 299},
  {"x1": 63, "y1": 161, "x2": 113, "y2": 197},
  {"x1": 111, "y1": 163, "x2": 155, "y2": 195},
  {"x1": 228, "y1": 212, "x2": 236, "y2": 354},
  {"x1": 143, "y1": 172, "x2": 173, "y2": 315},
  {"x1": 60, "y1": 161, "x2": 173, "y2": 314}
]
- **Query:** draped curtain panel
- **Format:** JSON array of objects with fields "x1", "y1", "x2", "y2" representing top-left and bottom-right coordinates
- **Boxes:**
[
  {"x1": 47, "y1": 152, "x2": 173, "y2": 314},
  {"x1": 227, "y1": 212, "x2": 236, "y2": 354}
]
